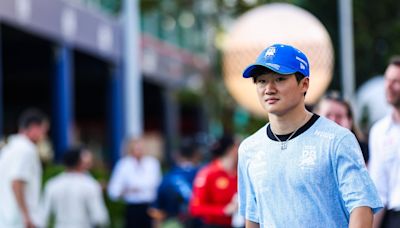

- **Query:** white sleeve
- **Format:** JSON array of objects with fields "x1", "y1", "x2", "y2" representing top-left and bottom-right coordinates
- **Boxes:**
[
  {"x1": 107, "y1": 160, "x2": 126, "y2": 201},
  {"x1": 88, "y1": 182, "x2": 109, "y2": 227},
  {"x1": 368, "y1": 125, "x2": 388, "y2": 206},
  {"x1": 237, "y1": 142, "x2": 259, "y2": 223},
  {"x1": 9, "y1": 149, "x2": 33, "y2": 182}
]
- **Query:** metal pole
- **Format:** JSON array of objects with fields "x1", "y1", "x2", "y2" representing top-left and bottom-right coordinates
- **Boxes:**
[
  {"x1": 0, "y1": 26, "x2": 3, "y2": 139},
  {"x1": 109, "y1": 64, "x2": 124, "y2": 165},
  {"x1": 339, "y1": 0, "x2": 355, "y2": 100},
  {"x1": 163, "y1": 88, "x2": 179, "y2": 167},
  {"x1": 123, "y1": 0, "x2": 143, "y2": 139},
  {"x1": 53, "y1": 45, "x2": 73, "y2": 161}
]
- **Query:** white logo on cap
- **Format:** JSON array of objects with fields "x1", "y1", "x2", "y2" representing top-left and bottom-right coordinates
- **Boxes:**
[
  {"x1": 266, "y1": 63, "x2": 280, "y2": 70},
  {"x1": 296, "y1": 56, "x2": 308, "y2": 66},
  {"x1": 264, "y1": 47, "x2": 276, "y2": 58}
]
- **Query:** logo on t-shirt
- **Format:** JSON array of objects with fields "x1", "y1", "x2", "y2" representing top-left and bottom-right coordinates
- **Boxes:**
[
  {"x1": 299, "y1": 146, "x2": 317, "y2": 169},
  {"x1": 314, "y1": 130, "x2": 334, "y2": 140},
  {"x1": 215, "y1": 177, "x2": 229, "y2": 189}
]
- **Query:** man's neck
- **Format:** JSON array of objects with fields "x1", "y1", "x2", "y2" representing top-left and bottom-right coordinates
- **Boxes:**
[
  {"x1": 268, "y1": 107, "x2": 311, "y2": 135},
  {"x1": 66, "y1": 167, "x2": 85, "y2": 173},
  {"x1": 392, "y1": 106, "x2": 400, "y2": 123},
  {"x1": 19, "y1": 130, "x2": 38, "y2": 144}
]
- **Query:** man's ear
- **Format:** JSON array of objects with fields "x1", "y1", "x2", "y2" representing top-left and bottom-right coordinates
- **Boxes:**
[{"x1": 301, "y1": 77, "x2": 310, "y2": 93}]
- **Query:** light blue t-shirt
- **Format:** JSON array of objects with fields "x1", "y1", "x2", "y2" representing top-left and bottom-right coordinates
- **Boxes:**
[{"x1": 238, "y1": 116, "x2": 382, "y2": 227}]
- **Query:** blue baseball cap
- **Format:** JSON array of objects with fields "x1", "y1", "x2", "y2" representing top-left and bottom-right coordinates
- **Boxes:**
[{"x1": 242, "y1": 44, "x2": 310, "y2": 78}]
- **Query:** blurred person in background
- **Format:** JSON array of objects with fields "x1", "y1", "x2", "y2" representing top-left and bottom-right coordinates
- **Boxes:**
[
  {"x1": 369, "y1": 56, "x2": 400, "y2": 228},
  {"x1": 314, "y1": 90, "x2": 369, "y2": 164},
  {"x1": 189, "y1": 134, "x2": 241, "y2": 228},
  {"x1": 149, "y1": 137, "x2": 203, "y2": 228},
  {"x1": 36, "y1": 136, "x2": 54, "y2": 168},
  {"x1": 0, "y1": 108, "x2": 49, "y2": 228},
  {"x1": 108, "y1": 136, "x2": 161, "y2": 228},
  {"x1": 41, "y1": 147, "x2": 109, "y2": 228}
]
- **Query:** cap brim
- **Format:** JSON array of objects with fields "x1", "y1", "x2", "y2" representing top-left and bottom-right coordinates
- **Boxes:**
[{"x1": 242, "y1": 64, "x2": 297, "y2": 78}]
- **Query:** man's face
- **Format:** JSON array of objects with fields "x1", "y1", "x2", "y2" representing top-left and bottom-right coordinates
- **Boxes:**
[
  {"x1": 128, "y1": 139, "x2": 145, "y2": 159},
  {"x1": 29, "y1": 121, "x2": 49, "y2": 143},
  {"x1": 384, "y1": 65, "x2": 400, "y2": 108},
  {"x1": 254, "y1": 72, "x2": 308, "y2": 116},
  {"x1": 80, "y1": 150, "x2": 93, "y2": 170}
]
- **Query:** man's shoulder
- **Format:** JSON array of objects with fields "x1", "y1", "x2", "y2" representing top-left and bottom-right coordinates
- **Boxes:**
[
  {"x1": 0, "y1": 135, "x2": 38, "y2": 165},
  {"x1": 193, "y1": 164, "x2": 214, "y2": 188},
  {"x1": 82, "y1": 174, "x2": 102, "y2": 190},
  {"x1": 47, "y1": 173, "x2": 100, "y2": 191},
  {"x1": 370, "y1": 115, "x2": 392, "y2": 132},
  {"x1": 114, "y1": 156, "x2": 132, "y2": 169},
  {"x1": 144, "y1": 155, "x2": 160, "y2": 163},
  {"x1": 45, "y1": 173, "x2": 67, "y2": 191},
  {"x1": 7, "y1": 134, "x2": 37, "y2": 156},
  {"x1": 313, "y1": 116, "x2": 350, "y2": 135}
]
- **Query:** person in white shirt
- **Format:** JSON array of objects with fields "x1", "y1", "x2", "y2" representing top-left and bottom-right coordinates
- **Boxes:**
[
  {"x1": 369, "y1": 56, "x2": 400, "y2": 228},
  {"x1": 0, "y1": 108, "x2": 49, "y2": 228},
  {"x1": 108, "y1": 136, "x2": 161, "y2": 228},
  {"x1": 41, "y1": 147, "x2": 109, "y2": 228}
]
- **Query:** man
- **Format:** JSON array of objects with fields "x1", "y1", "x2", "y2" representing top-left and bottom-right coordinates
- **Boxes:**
[
  {"x1": 0, "y1": 108, "x2": 49, "y2": 228},
  {"x1": 42, "y1": 147, "x2": 109, "y2": 228},
  {"x1": 190, "y1": 134, "x2": 240, "y2": 228},
  {"x1": 237, "y1": 44, "x2": 382, "y2": 228},
  {"x1": 149, "y1": 137, "x2": 203, "y2": 228},
  {"x1": 108, "y1": 137, "x2": 161, "y2": 228},
  {"x1": 369, "y1": 56, "x2": 400, "y2": 228}
]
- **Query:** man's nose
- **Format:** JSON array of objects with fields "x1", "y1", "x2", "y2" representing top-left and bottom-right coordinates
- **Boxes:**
[{"x1": 265, "y1": 81, "x2": 276, "y2": 94}]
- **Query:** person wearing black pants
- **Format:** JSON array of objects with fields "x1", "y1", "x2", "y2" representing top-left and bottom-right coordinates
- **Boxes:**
[{"x1": 125, "y1": 203, "x2": 151, "y2": 228}]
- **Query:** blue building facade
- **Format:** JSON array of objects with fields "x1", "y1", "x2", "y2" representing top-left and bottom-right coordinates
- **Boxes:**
[{"x1": 0, "y1": 0, "x2": 208, "y2": 166}]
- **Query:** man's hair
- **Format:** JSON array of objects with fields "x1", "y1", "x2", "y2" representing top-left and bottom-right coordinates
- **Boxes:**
[
  {"x1": 210, "y1": 134, "x2": 235, "y2": 158},
  {"x1": 179, "y1": 137, "x2": 201, "y2": 159},
  {"x1": 63, "y1": 147, "x2": 84, "y2": 168},
  {"x1": 18, "y1": 108, "x2": 48, "y2": 130},
  {"x1": 251, "y1": 67, "x2": 306, "y2": 83},
  {"x1": 251, "y1": 67, "x2": 307, "y2": 96},
  {"x1": 389, "y1": 55, "x2": 400, "y2": 66}
]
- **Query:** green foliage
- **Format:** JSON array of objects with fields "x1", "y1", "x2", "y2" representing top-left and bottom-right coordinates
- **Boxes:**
[{"x1": 353, "y1": 0, "x2": 400, "y2": 84}]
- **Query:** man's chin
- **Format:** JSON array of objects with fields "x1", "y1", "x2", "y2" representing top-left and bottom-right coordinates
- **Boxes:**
[{"x1": 387, "y1": 98, "x2": 400, "y2": 107}]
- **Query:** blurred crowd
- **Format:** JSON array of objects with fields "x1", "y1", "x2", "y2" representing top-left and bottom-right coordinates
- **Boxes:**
[
  {"x1": 0, "y1": 56, "x2": 400, "y2": 228},
  {"x1": 0, "y1": 107, "x2": 243, "y2": 228}
]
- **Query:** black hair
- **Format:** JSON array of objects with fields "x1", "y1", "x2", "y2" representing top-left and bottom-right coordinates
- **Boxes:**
[
  {"x1": 18, "y1": 108, "x2": 48, "y2": 130},
  {"x1": 251, "y1": 67, "x2": 306, "y2": 84},
  {"x1": 389, "y1": 55, "x2": 400, "y2": 66},
  {"x1": 63, "y1": 147, "x2": 84, "y2": 168},
  {"x1": 179, "y1": 137, "x2": 201, "y2": 159},
  {"x1": 251, "y1": 67, "x2": 307, "y2": 96},
  {"x1": 294, "y1": 72, "x2": 306, "y2": 83},
  {"x1": 210, "y1": 134, "x2": 235, "y2": 158}
]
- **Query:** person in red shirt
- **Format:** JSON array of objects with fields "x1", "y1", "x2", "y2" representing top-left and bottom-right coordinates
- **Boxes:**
[{"x1": 189, "y1": 134, "x2": 240, "y2": 228}]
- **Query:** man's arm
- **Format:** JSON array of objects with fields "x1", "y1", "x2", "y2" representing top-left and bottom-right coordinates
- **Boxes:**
[
  {"x1": 12, "y1": 180, "x2": 35, "y2": 228},
  {"x1": 349, "y1": 206, "x2": 373, "y2": 228},
  {"x1": 245, "y1": 219, "x2": 260, "y2": 228}
]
